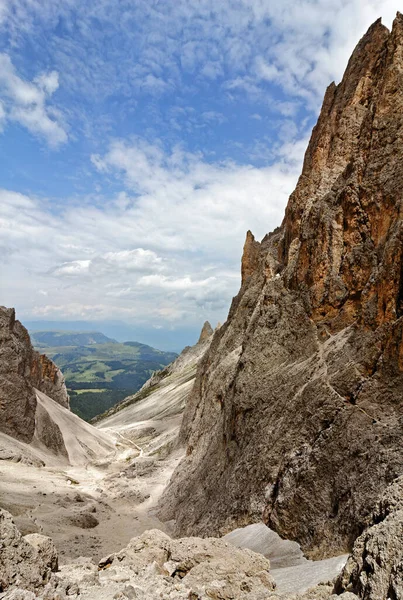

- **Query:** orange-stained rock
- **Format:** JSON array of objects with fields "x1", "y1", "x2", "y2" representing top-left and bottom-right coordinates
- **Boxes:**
[
  {"x1": 31, "y1": 352, "x2": 70, "y2": 409},
  {"x1": 198, "y1": 321, "x2": 214, "y2": 343}
]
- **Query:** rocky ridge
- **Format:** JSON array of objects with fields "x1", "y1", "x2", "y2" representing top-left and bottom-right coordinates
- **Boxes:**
[
  {"x1": 94, "y1": 320, "x2": 214, "y2": 430},
  {"x1": 159, "y1": 13, "x2": 403, "y2": 561},
  {"x1": 0, "y1": 306, "x2": 113, "y2": 465},
  {"x1": 0, "y1": 306, "x2": 69, "y2": 445}
]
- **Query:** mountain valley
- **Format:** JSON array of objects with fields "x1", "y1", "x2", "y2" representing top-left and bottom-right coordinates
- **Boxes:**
[
  {"x1": 1, "y1": 13, "x2": 403, "y2": 600},
  {"x1": 30, "y1": 331, "x2": 177, "y2": 421}
]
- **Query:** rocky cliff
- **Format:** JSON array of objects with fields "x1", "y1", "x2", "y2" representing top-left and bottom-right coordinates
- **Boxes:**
[
  {"x1": 336, "y1": 476, "x2": 403, "y2": 600},
  {"x1": 30, "y1": 352, "x2": 70, "y2": 409},
  {"x1": 0, "y1": 307, "x2": 70, "y2": 444},
  {"x1": 0, "y1": 306, "x2": 69, "y2": 442},
  {"x1": 159, "y1": 14, "x2": 403, "y2": 559},
  {"x1": 0, "y1": 307, "x2": 37, "y2": 443}
]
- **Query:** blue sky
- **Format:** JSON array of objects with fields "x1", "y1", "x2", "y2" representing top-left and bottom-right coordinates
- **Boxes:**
[{"x1": 0, "y1": 0, "x2": 399, "y2": 348}]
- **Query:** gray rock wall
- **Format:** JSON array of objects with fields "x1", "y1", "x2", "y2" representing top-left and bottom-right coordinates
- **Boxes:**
[{"x1": 0, "y1": 306, "x2": 70, "y2": 444}]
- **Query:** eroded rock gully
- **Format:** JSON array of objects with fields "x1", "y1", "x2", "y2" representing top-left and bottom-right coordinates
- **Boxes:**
[{"x1": 159, "y1": 14, "x2": 403, "y2": 560}]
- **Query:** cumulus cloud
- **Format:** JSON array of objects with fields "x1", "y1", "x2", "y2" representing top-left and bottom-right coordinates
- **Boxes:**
[
  {"x1": 0, "y1": 131, "x2": 305, "y2": 327},
  {"x1": 137, "y1": 275, "x2": 216, "y2": 290},
  {"x1": 53, "y1": 260, "x2": 91, "y2": 276},
  {"x1": 0, "y1": 53, "x2": 67, "y2": 146}
]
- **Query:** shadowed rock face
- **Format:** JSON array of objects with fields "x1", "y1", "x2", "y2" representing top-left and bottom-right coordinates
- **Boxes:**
[
  {"x1": 336, "y1": 476, "x2": 403, "y2": 600},
  {"x1": 159, "y1": 15, "x2": 403, "y2": 559},
  {"x1": 0, "y1": 306, "x2": 70, "y2": 444},
  {"x1": 0, "y1": 307, "x2": 37, "y2": 443}
]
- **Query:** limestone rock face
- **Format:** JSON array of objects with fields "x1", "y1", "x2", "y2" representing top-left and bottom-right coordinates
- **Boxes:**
[
  {"x1": 0, "y1": 508, "x2": 57, "y2": 592},
  {"x1": 336, "y1": 476, "x2": 403, "y2": 600},
  {"x1": 0, "y1": 306, "x2": 70, "y2": 444},
  {"x1": 0, "y1": 307, "x2": 37, "y2": 443},
  {"x1": 241, "y1": 230, "x2": 261, "y2": 284},
  {"x1": 160, "y1": 14, "x2": 403, "y2": 559}
]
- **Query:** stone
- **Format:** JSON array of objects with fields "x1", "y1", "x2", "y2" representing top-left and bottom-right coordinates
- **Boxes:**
[
  {"x1": 198, "y1": 321, "x2": 213, "y2": 343},
  {"x1": 122, "y1": 584, "x2": 141, "y2": 599},
  {"x1": 30, "y1": 352, "x2": 70, "y2": 409},
  {"x1": 68, "y1": 511, "x2": 99, "y2": 529},
  {"x1": 98, "y1": 529, "x2": 275, "y2": 599},
  {"x1": 2, "y1": 591, "x2": 37, "y2": 600},
  {"x1": 335, "y1": 476, "x2": 403, "y2": 600},
  {"x1": 159, "y1": 14, "x2": 403, "y2": 560},
  {"x1": 0, "y1": 307, "x2": 37, "y2": 442},
  {"x1": 0, "y1": 508, "x2": 57, "y2": 592},
  {"x1": 0, "y1": 306, "x2": 69, "y2": 445},
  {"x1": 241, "y1": 230, "x2": 261, "y2": 284},
  {"x1": 24, "y1": 533, "x2": 59, "y2": 572}
]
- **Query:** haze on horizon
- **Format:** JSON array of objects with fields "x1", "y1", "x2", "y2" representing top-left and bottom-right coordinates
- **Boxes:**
[{"x1": 0, "y1": 0, "x2": 400, "y2": 348}]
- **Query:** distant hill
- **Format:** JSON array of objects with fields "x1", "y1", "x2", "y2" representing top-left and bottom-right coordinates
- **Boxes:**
[
  {"x1": 25, "y1": 319, "x2": 200, "y2": 352},
  {"x1": 33, "y1": 332, "x2": 177, "y2": 421},
  {"x1": 31, "y1": 330, "x2": 117, "y2": 347}
]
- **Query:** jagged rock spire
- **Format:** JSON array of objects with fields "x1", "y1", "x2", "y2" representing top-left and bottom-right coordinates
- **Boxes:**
[
  {"x1": 241, "y1": 230, "x2": 260, "y2": 285},
  {"x1": 198, "y1": 321, "x2": 213, "y2": 343}
]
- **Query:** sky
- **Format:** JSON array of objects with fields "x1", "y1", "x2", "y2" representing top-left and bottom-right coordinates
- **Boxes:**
[{"x1": 0, "y1": 0, "x2": 400, "y2": 349}]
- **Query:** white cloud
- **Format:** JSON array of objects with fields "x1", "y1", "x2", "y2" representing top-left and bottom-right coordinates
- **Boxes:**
[
  {"x1": 54, "y1": 260, "x2": 91, "y2": 276},
  {"x1": 102, "y1": 249, "x2": 164, "y2": 271},
  {"x1": 0, "y1": 53, "x2": 67, "y2": 146},
  {"x1": 0, "y1": 0, "x2": 398, "y2": 112},
  {"x1": 138, "y1": 275, "x2": 215, "y2": 290},
  {"x1": 90, "y1": 137, "x2": 302, "y2": 259},
  {"x1": 0, "y1": 131, "x2": 305, "y2": 327}
]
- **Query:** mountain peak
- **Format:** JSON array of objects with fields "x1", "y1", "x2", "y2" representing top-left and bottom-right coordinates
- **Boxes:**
[
  {"x1": 241, "y1": 230, "x2": 260, "y2": 285},
  {"x1": 198, "y1": 321, "x2": 214, "y2": 343}
]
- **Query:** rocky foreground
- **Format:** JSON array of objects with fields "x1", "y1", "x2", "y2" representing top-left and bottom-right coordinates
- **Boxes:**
[{"x1": 1, "y1": 475, "x2": 402, "y2": 599}]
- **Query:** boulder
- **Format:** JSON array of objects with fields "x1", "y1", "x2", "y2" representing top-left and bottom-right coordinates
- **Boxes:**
[
  {"x1": 336, "y1": 476, "x2": 403, "y2": 600},
  {"x1": 0, "y1": 508, "x2": 58, "y2": 592},
  {"x1": 99, "y1": 529, "x2": 275, "y2": 599}
]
